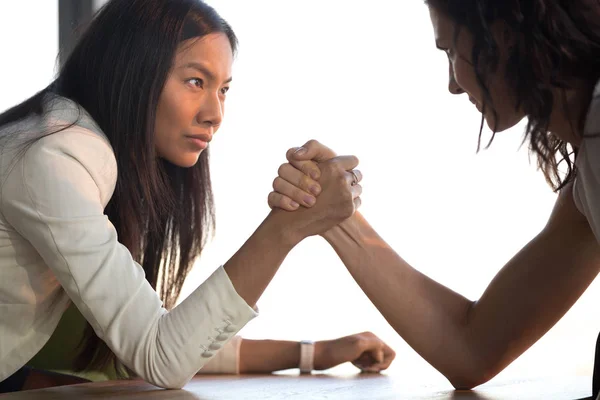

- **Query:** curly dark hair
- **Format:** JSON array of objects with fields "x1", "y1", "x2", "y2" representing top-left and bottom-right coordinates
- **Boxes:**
[{"x1": 425, "y1": 0, "x2": 600, "y2": 190}]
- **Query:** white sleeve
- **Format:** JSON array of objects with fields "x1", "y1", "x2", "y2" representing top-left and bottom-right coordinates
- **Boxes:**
[
  {"x1": 196, "y1": 336, "x2": 242, "y2": 374},
  {"x1": 1, "y1": 128, "x2": 257, "y2": 389}
]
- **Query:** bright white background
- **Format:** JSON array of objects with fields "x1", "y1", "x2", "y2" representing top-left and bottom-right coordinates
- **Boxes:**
[{"x1": 1, "y1": 0, "x2": 599, "y2": 386}]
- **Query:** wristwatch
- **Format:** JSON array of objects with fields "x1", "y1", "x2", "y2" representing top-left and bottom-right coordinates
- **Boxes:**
[{"x1": 299, "y1": 340, "x2": 315, "y2": 374}]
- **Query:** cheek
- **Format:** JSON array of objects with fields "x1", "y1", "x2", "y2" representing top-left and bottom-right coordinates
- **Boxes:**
[
  {"x1": 453, "y1": 60, "x2": 479, "y2": 96},
  {"x1": 156, "y1": 87, "x2": 179, "y2": 130},
  {"x1": 157, "y1": 97, "x2": 196, "y2": 138}
]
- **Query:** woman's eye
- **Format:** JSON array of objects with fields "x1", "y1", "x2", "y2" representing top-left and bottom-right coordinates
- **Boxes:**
[
  {"x1": 187, "y1": 78, "x2": 204, "y2": 88},
  {"x1": 221, "y1": 86, "x2": 230, "y2": 95}
]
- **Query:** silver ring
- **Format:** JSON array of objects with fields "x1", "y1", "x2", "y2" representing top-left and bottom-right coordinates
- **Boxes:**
[{"x1": 350, "y1": 170, "x2": 359, "y2": 186}]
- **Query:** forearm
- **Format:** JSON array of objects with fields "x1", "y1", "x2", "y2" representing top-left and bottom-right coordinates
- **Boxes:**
[
  {"x1": 224, "y1": 211, "x2": 301, "y2": 308},
  {"x1": 239, "y1": 339, "x2": 301, "y2": 373},
  {"x1": 322, "y1": 213, "x2": 478, "y2": 383},
  {"x1": 323, "y1": 211, "x2": 600, "y2": 388}
]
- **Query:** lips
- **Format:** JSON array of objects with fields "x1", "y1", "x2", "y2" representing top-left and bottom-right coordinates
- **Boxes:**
[{"x1": 185, "y1": 134, "x2": 212, "y2": 143}]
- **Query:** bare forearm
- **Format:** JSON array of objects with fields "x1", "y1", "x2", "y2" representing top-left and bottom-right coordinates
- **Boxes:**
[
  {"x1": 323, "y1": 210, "x2": 600, "y2": 388},
  {"x1": 224, "y1": 211, "x2": 301, "y2": 308},
  {"x1": 322, "y1": 213, "x2": 478, "y2": 383},
  {"x1": 239, "y1": 339, "x2": 301, "y2": 373}
]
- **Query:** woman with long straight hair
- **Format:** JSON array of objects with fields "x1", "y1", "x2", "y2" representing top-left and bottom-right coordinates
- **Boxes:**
[{"x1": 0, "y1": 0, "x2": 396, "y2": 392}]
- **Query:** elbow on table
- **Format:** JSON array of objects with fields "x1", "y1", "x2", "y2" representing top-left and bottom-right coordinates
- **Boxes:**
[
  {"x1": 144, "y1": 373, "x2": 192, "y2": 390},
  {"x1": 447, "y1": 363, "x2": 501, "y2": 390},
  {"x1": 449, "y1": 375, "x2": 489, "y2": 391},
  {"x1": 138, "y1": 361, "x2": 196, "y2": 390}
]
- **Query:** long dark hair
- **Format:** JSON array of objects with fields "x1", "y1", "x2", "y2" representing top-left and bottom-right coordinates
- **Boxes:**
[
  {"x1": 0, "y1": 0, "x2": 237, "y2": 376},
  {"x1": 425, "y1": 0, "x2": 600, "y2": 190}
]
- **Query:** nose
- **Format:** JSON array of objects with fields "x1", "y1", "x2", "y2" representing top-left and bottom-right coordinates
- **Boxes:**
[
  {"x1": 448, "y1": 63, "x2": 464, "y2": 95},
  {"x1": 198, "y1": 91, "x2": 223, "y2": 127}
]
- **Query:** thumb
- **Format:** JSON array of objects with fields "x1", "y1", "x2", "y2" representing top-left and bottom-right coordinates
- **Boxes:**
[{"x1": 286, "y1": 139, "x2": 337, "y2": 163}]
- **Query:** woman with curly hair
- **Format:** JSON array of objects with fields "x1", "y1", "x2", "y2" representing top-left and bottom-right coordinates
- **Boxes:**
[{"x1": 270, "y1": 0, "x2": 600, "y2": 396}]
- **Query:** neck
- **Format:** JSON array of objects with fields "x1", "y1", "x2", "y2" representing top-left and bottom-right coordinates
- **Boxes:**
[{"x1": 548, "y1": 79, "x2": 596, "y2": 147}]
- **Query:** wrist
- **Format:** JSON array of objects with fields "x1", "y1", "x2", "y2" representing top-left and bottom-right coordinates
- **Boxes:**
[
  {"x1": 320, "y1": 213, "x2": 359, "y2": 243},
  {"x1": 265, "y1": 209, "x2": 309, "y2": 248},
  {"x1": 321, "y1": 224, "x2": 343, "y2": 243},
  {"x1": 263, "y1": 210, "x2": 304, "y2": 249},
  {"x1": 312, "y1": 340, "x2": 328, "y2": 371}
]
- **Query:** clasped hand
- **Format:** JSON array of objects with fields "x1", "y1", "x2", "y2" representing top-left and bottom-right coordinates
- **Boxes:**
[{"x1": 268, "y1": 140, "x2": 362, "y2": 223}]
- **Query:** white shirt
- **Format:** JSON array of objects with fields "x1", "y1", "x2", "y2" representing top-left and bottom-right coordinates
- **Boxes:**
[
  {"x1": 568, "y1": 81, "x2": 600, "y2": 400},
  {"x1": 0, "y1": 96, "x2": 257, "y2": 388},
  {"x1": 573, "y1": 80, "x2": 600, "y2": 237}
]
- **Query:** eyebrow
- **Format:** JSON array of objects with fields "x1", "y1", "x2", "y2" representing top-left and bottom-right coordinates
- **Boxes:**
[{"x1": 180, "y1": 62, "x2": 233, "y2": 84}]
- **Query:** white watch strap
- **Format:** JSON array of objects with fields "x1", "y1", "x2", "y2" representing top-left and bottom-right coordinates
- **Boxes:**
[{"x1": 299, "y1": 340, "x2": 315, "y2": 374}]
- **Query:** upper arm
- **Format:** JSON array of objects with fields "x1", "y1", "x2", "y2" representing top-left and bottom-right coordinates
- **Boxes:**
[
  {"x1": 470, "y1": 182, "x2": 600, "y2": 379},
  {"x1": 1, "y1": 128, "x2": 153, "y2": 340}
]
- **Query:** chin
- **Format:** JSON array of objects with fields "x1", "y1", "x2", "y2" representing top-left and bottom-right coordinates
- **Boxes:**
[
  {"x1": 166, "y1": 152, "x2": 203, "y2": 168},
  {"x1": 484, "y1": 113, "x2": 523, "y2": 133}
]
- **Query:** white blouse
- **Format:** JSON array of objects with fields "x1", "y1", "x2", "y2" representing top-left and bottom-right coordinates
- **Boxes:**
[
  {"x1": 0, "y1": 96, "x2": 257, "y2": 388},
  {"x1": 573, "y1": 80, "x2": 600, "y2": 238}
]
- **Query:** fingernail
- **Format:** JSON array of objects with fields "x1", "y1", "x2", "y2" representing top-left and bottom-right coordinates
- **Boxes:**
[
  {"x1": 294, "y1": 147, "x2": 307, "y2": 156},
  {"x1": 310, "y1": 185, "x2": 321, "y2": 195},
  {"x1": 310, "y1": 170, "x2": 320, "y2": 180},
  {"x1": 290, "y1": 201, "x2": 299, "y2": 208},
  {"x1": 304, "y1": 196, "x2": 315, "y2": 206}
]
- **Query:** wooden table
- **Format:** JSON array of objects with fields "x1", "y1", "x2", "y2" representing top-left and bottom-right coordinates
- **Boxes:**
[{"x1": 0, "y1": 374, "x2": 593, "y2": 400}]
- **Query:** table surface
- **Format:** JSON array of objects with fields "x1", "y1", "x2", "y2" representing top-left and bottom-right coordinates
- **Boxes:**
[{"x1": 0, "y1": 373, "x2": 593, "y2": 400}]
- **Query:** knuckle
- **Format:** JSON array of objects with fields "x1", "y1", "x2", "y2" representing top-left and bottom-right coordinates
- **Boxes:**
[
  {"x1": 298, "y1": 170, "x2": 309, "y2": 184},
  {"x1": 336, "y1": 174, "x2": 347, "y2": 187},
  {"x1": 320, "y1": 162, "x2": 335, "y2": 176},
  {"x1": 300, "y1": 162, "x2": 315, "y2": 176},
  {"x1": 272, "y1": 176, "x2": 281, "y2": 189},
  {"x1": 297, "y1": 173, "x2": 308, "y2": 189},
  {"x1": 277, "y1": 163, "x2": 288, "y2": 176}
]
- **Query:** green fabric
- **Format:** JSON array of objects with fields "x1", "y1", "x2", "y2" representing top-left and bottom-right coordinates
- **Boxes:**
[{"x1": 26, "y1": 303, "x2": 124, "y2": 382}]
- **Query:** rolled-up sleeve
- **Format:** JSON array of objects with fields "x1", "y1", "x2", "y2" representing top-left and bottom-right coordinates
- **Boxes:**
[{"x1": 1, "y1": 128, "x2": 257, "y2": 389}]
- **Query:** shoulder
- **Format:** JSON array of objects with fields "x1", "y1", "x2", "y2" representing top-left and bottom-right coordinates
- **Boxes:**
[{"x1": 4, "y1": 124, "x2": 118, "y2": 209}]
